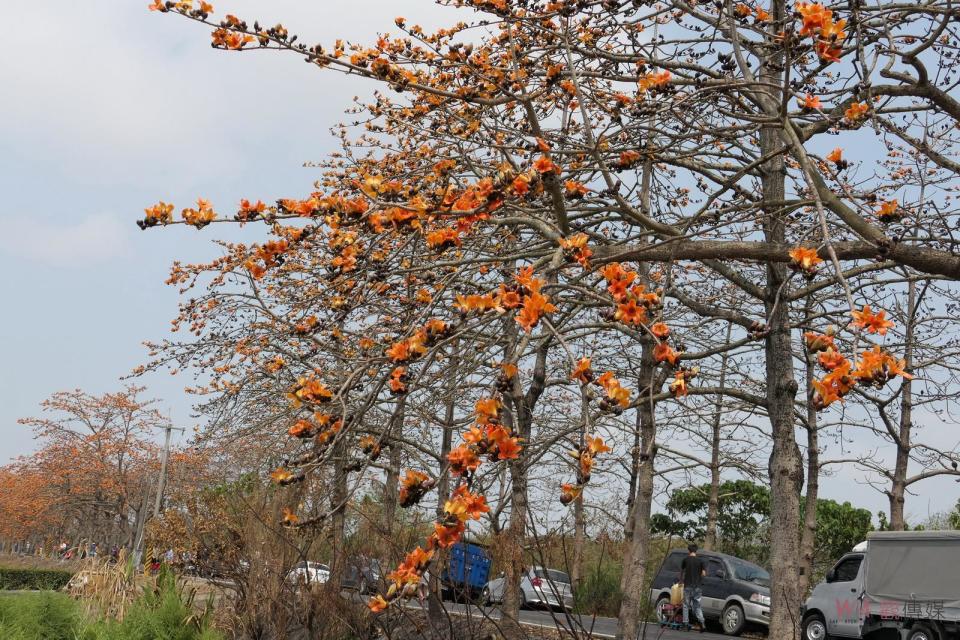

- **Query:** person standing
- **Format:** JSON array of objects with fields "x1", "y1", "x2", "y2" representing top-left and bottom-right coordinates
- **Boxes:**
[{"x1": 680, "y1": 543, "x2": 706, "y2": 632}]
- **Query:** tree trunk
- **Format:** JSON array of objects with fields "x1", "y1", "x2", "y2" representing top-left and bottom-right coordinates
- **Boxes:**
[
  {"x1": 327, "y1": 439, "x2": 348, "y2": 591},
  {"x1": 500, "y1": 406, "x2": 530, "y2": 633},
  {"x1": 704, "y1": 322, "x2": 732, "y2": 551},
  {"x1": 624, "y1": 397, "x2": 642, "y2": 545},
  {"x1": 761, "y1": 25, "x2": 804, "y2": 634},
  {"x1": 799, "y1": 298, "x2": 820, "y2": 597},
  {"x1": 428, "y1": 340, "x2": 458, "y2": 627},
  {"x1": 381, "y1": 396, "x2": 405, "y2": 537},
  {"x1": 571, "y1": 392, "x2": 589, "y2": 590},
  {"x1": 889, "y1": 279, "x2": 915, "y2": 531},
  {"x1": 616, "y1": 338, "x2": 657, "y2": 640}
]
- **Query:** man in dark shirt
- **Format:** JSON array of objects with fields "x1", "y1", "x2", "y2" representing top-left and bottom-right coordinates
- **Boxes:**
[{"x1": 680, "y1": 543, "x2": 706, "y2": 632}]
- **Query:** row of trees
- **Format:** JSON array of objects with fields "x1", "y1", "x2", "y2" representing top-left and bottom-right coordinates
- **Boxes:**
[
  {"x1": 87, "y1": 0, "x2": 960, "y2": 638},
  {"x1": 0, "y1": 387, "x2": 193, "y2": 557}
]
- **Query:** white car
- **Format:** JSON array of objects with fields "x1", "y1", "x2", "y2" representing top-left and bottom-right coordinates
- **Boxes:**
[
  {"x1": 287, "y1": 561, "x2": 330, "y2": 587},
  {"x1": 482, "y1": 566, "x2": 574, "y2": 610}
]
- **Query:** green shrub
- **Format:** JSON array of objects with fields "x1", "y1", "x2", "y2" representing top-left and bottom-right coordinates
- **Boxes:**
[
  {"x1": 0, "y1": 591, "x2": 84, "y2": 640},
  {"x1": 0, "y1": 568, "x2": 74, "y2": 591},
  {"x1": 0, "y1": 570, "x2": 223, "y2": 640}
]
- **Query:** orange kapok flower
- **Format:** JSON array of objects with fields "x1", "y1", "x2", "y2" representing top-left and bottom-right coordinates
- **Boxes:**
[
  {"x1": 564, "y1": 181, "x2": 589, "y2": 199},
  {"x1": 586, "y1": 435, "x2": 612, "y2": 456},
  {"x1": 845, "y1": 101, "x2": 869, "y2": 122},
  {"x1": 368, "y1": 595, "x2": 389, "y2": 613},
  {"x1": 826, "y1": 148, "x2": 843, "y2": 165},
  {"x1": 818, "y1": 350, "x2": 848, "y2": 371},
  {"x1": 475, "y1": 397, "x2": 500, "y2": 422},
  {"x1": 287, "y1": 419, "x2": 315, "y2": 439},
  {"x1": 850, "y1": 305, "x2": 895, "y2": 335},
  {"x1": 804, "y1": 327, "x2": 836, "y2": 352},
  {"x1": 493, "y1": 434, "x2": 522, "y2": 460},
  {"x1": 876, "y1": 199, "x2": 901, "y2": 222},
  {"x1": 433, "y1": 521, "x2": 466, "y2": 548},
  {"x1": 653, "y1": 342, "x2": 681, "y2": 366},
  {"x1": 448, "y1": 445, "x2": 481, "y2": 476},
  {"x1": 571, "y1": 357, "x2": 594, "y2": 383},
  {"x1": 810, "y1": 379, "x2": 842, "y2": 410},
  {"x1": 533, "y1": 156, "x2": 559, "y2": 174},
  {"x1": 650, "y1": 322, "x2": 671, "y2": 339},
  {"x1": 799, "y1": 94, "x2": 822, "y2": 110},
  {"x1": 615, "y1": 299, "x2": 647, "y2": 326},
  {"x1": 789, "y1": 246, "x2": 823, "y2": 273}
]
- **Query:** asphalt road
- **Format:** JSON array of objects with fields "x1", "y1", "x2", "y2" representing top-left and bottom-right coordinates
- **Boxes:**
[{"x1": 398, "y1": 598, "x2": 733, "y2": 640}]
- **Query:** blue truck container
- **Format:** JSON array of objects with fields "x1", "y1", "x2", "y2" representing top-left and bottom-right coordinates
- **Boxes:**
[{"x1": 441, "y1": 541, "x2": 491, "y2": 599}]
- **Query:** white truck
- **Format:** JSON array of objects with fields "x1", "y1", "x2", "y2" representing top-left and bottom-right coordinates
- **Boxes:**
[{"x1": 800, "y1": 531, "x2": 960, "y2": 640}]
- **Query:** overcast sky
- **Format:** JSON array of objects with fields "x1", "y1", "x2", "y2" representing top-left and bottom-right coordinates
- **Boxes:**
[{"x1": 1, "y1": 1, "x2": 956, "y2": 524}]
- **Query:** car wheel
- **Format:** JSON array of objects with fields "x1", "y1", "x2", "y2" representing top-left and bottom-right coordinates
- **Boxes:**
[
  {"x1": 722, "y1": 602, "x2": 746, "y2": 636},
  {"x1": 655, "y1": 595, "x2": 670, "y2": 623},
  {"x1": 907, "y1": 624, "x2": 936, "y2": 640},
  {"x1": 481, "y1": 587, "x2": 491, "y2": 606},
  {"x1": 802, "y1": 613, "x2": 830, "y2": 640},
  {"x1": 519, "y1": 589, "x2": 528, "y2": 610}
]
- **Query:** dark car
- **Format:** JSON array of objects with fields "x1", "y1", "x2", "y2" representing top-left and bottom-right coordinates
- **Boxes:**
[
  {"x1": 649, "y1": 549, "x2": 771, "y2": 636},
  {"x1": 341, "y1": 557, "x2": 382, "y2": 594}
]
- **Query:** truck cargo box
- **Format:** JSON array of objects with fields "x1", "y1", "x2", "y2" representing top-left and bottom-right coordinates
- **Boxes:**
[{"x1": 865, "y1": 530, "x2": 960, "y2": 622}]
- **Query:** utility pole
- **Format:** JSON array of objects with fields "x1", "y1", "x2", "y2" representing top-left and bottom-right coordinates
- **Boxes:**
[
  {"x1": 153, "y1": 424, "x2": 181, "y2": 517},
  {"x1": 133, "y1": 420, "x2": 185, "y2": 568}
]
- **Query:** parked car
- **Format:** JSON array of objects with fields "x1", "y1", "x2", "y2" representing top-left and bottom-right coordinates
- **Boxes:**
[
  {"x1": 649, "y1": 549, "x2": 771, "y2": 636},
  {"x1": 441, "y1": 541, "x2": 492, "y2": 601},
  {"x1": 801, "y1": 530, "x2": 960, "y2": 640},
  {"x1": 341, "y1": 557, "x2": 382, "y2": 594},
  {"x1": 482, "y1": 566, "x2": 574, "y2": 610},
  {"x1": 287, "y1": 560, "x2": 330, "y2": 587}
]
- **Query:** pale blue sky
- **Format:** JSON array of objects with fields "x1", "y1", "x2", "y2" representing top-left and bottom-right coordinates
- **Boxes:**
[
  {"x1": 1, "y1": 1, "x2": 956, "y2": 523},
  {"x1": 0, "y1": 0, "x2": 442, "y2": 459}
]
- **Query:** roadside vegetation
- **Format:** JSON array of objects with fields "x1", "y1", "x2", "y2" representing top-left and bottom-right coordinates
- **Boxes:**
[{"x1": 0, "y1": 569, "x2": 222, "y2": 640}]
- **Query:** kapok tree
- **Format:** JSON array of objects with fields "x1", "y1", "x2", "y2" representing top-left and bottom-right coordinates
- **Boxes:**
[
  {"x1": 139, "y1": 0, "x2": 960, "y2": 637},
  {"x1": 13, "y1": 386, "x2": 165, "y2": 549}
]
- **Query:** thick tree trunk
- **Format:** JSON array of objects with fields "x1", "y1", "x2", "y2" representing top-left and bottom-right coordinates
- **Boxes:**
[
  {"x1": 499, "y1": 317, "x2": 547, "y2": 635},
  {"x1": 616, "y1": 338, "x2": 657, "y2": 640},
  {"x1": 889, "y1": 279, "x2": 915, "y2": 531},
  {"x1": 761, "y1": 8, "x2": 804, "y2": 632},
  {"x1": 760, "y1": 65, "x2": 803, "y2": 640}
]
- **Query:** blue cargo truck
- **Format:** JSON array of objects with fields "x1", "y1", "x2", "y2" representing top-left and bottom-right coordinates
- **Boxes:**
[{"x1": 441, "y1": 541, "x2": 491, "y2": 601}]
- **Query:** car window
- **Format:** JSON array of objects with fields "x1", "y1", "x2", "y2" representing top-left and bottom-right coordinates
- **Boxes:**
[
  {"x1": 661, "y1": 552, "x2": 684, "y2": 577},
  {"x1": 534, "y1": 569, "x2": 571, "y2": 584},
  {"x1": 833, "y1": 556, "x2": 863, "y2": 582},
  {"x1": 730, "y1": 558, "x2": 771, "y2": 587},
  {"x1": 706, "y1": 559, "x2": 725, "y2": 578}
]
